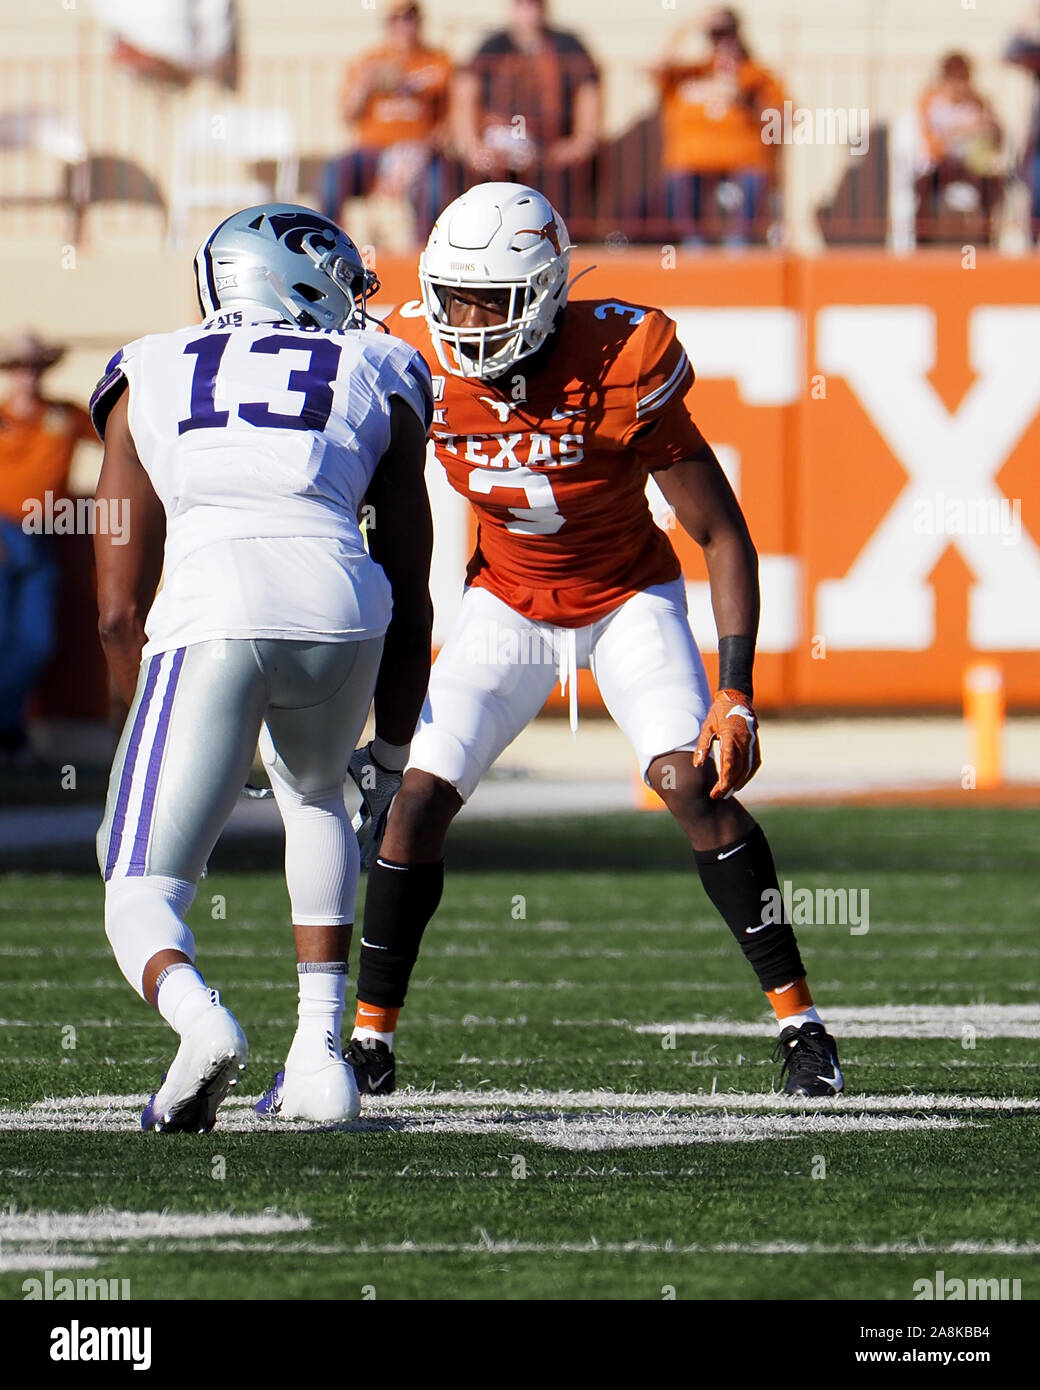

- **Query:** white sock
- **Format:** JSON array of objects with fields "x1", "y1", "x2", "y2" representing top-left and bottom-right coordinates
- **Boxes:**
[
  {"x1": 352, "y1": 1025, "x2": 395, "y2": 1050},
  {"x1": 155, "y1": 963, "x2": 214, "y2": 1036},
  {"x1": 778, "y1": 1007, "x2": 823, "y2": 1032},
  {"x1": 285, "y1": 963, "x2": 347, "y2": 1070}
]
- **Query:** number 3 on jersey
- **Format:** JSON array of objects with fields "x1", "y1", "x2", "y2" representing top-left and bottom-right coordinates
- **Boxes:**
[
  {"x1": 468, "y1": 465, "x2": 564, "y2": 535},
  {"x1": 177, "y1": 332, "x2": 341, "y2": 435}
]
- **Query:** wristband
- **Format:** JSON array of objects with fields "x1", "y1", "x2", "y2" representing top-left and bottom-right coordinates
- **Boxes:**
[
  {"x1": 717, "y1": 634, "x2": 755, "y2": 701},
  {"x1": 371, "y1": 736, "x2": 410, "y2": 773}
]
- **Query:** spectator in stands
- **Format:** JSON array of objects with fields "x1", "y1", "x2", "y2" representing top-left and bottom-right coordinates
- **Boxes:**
[
  {"x1": 91, "y1": 0, "x2": 238, "y2": 90},
  {"x1": 1004, "y1": 5, "x2": 1040, "y2": 242},
  {"x1": 452, "y1": 0, "x2": 600, "y2": 226},
  {"x1": 653, "y1": 7, "x2": 784, "y2": 246},
  {"x1": 323, "y1": 2, "x2": 452, "y2": 239},
  {"x1": 915, "y1": 53, "x2": 1003, "y2": 245},
  {"x1": 0, "y1": 333, "x2": 95, "y2": 765}
]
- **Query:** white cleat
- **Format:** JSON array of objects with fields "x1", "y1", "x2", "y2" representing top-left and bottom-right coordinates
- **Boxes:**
[
  {"x1": 141, "y1": 999, "x2": 248, "y2": 1134},
  {"x1": 255, "y1": 1057, "x2": 361, "y2": 1124}
]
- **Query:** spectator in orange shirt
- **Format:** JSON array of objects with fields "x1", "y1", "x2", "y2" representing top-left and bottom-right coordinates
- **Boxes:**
[
  {"x1": 654, "y1": 8, "x2": 784, "y2": 246},
  {"x1": 323, "y1": 1, "x2": 452, "y2": 239},
  {"x1": 452, "y1": 0, "x2": 601, "y2": 227},
  {"x1": 915, "y1": 52, "x2": 1003, "y2": 245},
  {"x1": 0, "y1": 332, "x2": 95, "y2": 763}
]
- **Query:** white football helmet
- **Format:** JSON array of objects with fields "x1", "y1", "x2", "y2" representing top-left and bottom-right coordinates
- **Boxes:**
[
  {"x1": 193, "y1": 203, "x2": 379, "y2": 330},
  {"x1": 418, "y1": 182, "x2": 573, "y2": 379}
]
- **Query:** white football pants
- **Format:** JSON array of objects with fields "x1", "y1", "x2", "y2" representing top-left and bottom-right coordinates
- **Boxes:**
[
  {"x1": 98, "y1": 637, "x2": 381, "y2": 996},
  {"x1": 408, "y1": 579, "x2": 712, "y2": 801}
]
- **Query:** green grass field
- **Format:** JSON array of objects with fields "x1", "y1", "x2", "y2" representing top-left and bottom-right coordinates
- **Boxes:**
[{"x1": 1, "y1": 805, "x2": 1038, "y2": 1302}]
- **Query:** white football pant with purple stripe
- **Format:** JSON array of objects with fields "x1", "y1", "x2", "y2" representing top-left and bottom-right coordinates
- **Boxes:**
[{"x1": 98, "y1": 636, "x2": 382, "y2": 998}]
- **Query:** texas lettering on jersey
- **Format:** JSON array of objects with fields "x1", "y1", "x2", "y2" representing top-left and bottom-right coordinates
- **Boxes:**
[{"x1": 387, "y1": 298, "x2": 706, "y2": 625}]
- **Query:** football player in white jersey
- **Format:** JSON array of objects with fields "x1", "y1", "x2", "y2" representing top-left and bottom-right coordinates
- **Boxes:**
[{"x1": 90, "y1": 203, "x2": 435, "y2": 1131}]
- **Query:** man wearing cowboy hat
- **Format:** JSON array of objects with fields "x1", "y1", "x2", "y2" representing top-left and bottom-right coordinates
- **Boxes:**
[{"x1": 0, "y1": 330, "x2": 96, "y2": 763}]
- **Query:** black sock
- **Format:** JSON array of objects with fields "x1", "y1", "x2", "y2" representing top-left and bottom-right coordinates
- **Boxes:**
[
  {"x1": 356, "y1": 858, "x2": 444, "y2": 1009},
  {"x1": 693, "y1": 824, "x2": 805, "y2": 992}
]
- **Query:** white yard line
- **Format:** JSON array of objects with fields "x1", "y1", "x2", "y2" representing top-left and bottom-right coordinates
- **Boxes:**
[
  {"x1": 363, "y1": 1112, "x2": 967, "y2": 1148},
  {"x1": 636, "y1": 1004, "x2": 1040, "y2": 1039},
  {"x1": 0, "y1": 1254, "x2": 99, "y2": 1272},
  {"x1": 1, "y1": 1089, "x2": 1035, "y2": 1147},
  {"x1": 0, "y1": 1211, "x2": 310, "y2": 1242},
  {"x1": 57, "y1": 1237, "x2": 1040, "y2": 1259},
  {"x1": 4, "y1": 1234, "x2": 1039, "y2": 1265},
  {"x1": 0, "y1": 1112, "x2": 969, "y2": 1146},
  {"x1": 330, "y1": 1238, "x2": 1040, "y2": 1257}
]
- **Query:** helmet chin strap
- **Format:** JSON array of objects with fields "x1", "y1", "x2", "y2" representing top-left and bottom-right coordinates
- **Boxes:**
[{"x1": 263, "y1": 267, "x2": 318, "y2": 327}]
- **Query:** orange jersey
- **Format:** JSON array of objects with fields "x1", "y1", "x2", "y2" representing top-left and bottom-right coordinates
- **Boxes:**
[
  {"x1": 0, "y1": 398, "x2": 94, "y2": 523},
  {"x1": 384, "y1": 298, "x2": 705, "y2": 626},
  {"x1": 657, "y1": 59, "x2": 784, "y2": 173},
  {"x1": 345, "y1": 45, "x2": 452, "y2": 150}
]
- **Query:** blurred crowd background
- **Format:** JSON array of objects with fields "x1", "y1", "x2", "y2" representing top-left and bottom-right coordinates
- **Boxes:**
[
  {"x1": 4, "y1": 0, "x2": 1040, "y2": 251},
  {"x1": 3, "y1": 0, "x2": 1040, "y2": 773}
]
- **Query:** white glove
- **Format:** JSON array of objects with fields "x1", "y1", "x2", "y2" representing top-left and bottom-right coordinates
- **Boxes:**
[{"x1": 348, "y1": 741, "x2": 404, "y2": 867}]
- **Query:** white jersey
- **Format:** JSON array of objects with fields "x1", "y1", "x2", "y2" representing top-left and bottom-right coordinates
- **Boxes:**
[{"x1": 90, "y1": 312, "x2": 433, "y2": 655}]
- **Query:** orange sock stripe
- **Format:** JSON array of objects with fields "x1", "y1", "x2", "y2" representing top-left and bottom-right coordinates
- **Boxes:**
[
  {"x1": 766, "y1": 977, "x2": 814, "y2": 1020},
  {"x1": 355, "y1": 1003, "x2": 400, "y2": 1033}
]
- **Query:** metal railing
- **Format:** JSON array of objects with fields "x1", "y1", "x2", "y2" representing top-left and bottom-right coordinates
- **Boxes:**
[{"x1": 0, "y1": 50, "x2": 1033, "y2": 251}]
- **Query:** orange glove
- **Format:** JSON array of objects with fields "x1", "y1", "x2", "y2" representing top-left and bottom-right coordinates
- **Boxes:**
[{"x1": 692, "y1": 688, "x2": 762, "y2": 800}]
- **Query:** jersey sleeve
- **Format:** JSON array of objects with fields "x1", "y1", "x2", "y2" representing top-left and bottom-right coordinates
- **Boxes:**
[
  {"x1": 88, "y1": 345, "x2": 131, "y2": 441},
  {"x1": 386, "y1": 341, "x2": 434, "y2": 434},
  {"x1": 620, "y1": 310, "x2": 704, "y2": 468}
]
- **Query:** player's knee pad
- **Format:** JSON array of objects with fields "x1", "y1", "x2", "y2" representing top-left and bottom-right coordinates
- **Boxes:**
[
  {"x1": 104, "y1": 874, "x2": 197, "y2": 999},
  {"x1": 280, "y1": 790, "x2": 358, "y2": 925},
  {"x1": 407, "y1": 726, "x2": 475, "y2": 802}
]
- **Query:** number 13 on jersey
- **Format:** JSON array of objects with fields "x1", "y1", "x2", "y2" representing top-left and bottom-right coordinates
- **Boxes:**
[{"x1": 177, "y1": 332, "x2": 342, "y2": 436}]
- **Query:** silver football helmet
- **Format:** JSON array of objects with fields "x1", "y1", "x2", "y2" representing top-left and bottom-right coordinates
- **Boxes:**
[{"x1": 193, "y1": 203, "x2": 379, "y2": 329}]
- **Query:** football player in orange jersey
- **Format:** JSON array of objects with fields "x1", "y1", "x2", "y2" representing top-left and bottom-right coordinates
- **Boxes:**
[{"x1": 346, "y1": 182, "x2": 843, "y2": 1099}]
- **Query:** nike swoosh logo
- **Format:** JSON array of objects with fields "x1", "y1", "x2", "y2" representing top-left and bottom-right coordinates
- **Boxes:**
[
  {"x1": 772, "y1": 980, "x2": 796, "y2": 993},
  {"x1": 716, "y1": 843, "x2": 747, "y2": 860},
  {"x1": 818, "y1": 1069, "x2": 842, "y2": 1091},
  {"x1": 551, "y1": 406, "x2": 583, "y2": 419},
  {"x1": 368, "y1": 1070, "x2": 393, "y2": 1091},
  {"x1": 745, "y1": 923, "x2": 769, "y2": 934},
  {"x1": 360, "y1": 938, "x2": 388, "y2": 951}
]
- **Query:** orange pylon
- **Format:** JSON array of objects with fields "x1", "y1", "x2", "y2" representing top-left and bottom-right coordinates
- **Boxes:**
[{"x1": 964, "y1": 663, "x2": 1005, "y2": 790}]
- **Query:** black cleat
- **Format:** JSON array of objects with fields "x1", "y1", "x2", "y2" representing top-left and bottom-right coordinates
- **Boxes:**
[
  {"x1": 772, "y1": 1021, "x2": 844, "y2": 1097},
  {"x1": 344, "y1": 1036, "x2": 396, "y2": 1095}
]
